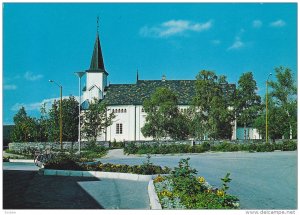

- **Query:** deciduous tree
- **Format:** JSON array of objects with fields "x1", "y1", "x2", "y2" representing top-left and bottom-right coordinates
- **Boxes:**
[
  {"x1": 235, "y1": 72, "x2": 261, "y2": 141},
  {"x1": 82, "y1": 98, "x2": 115, "y2": 142},
  {"x1": 142, "y1": 87, "x2": 189, "y2": 140},
  {"x1": 269, "y1": 66, "x2": 297, "y2": 139}
]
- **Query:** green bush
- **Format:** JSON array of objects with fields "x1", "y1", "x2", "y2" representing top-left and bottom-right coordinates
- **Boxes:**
[
  {"x1": 4, "y1": 148, "x2": 34, "y2": 159},
  {"x1": 110, "y1": 140, "x2": 125, "y2": 149},
  {"x1": 124, "y1": 142, "x2": 139, "y2": 154},
  {"x1": 120, "y1": 141, "x2": 297, "y2": 155},
  {"x1": 3, "y1": 157, "x2": 10, "y2": 162},
  {"x1": 282, "y1": 140, "x2": 297, "y2": 151},
  {"x1": 44, "y1": 153, "x2": 171, "y2": 175},
  {"x1": 256, "y1": 143, "x2": 274, "y2": 152},
  {"x1": 81, "y1": 142, "x2": 108, "y2": 158},
  {"x1": 44, "y1": 153, "x2": 84, "y2": 170}
]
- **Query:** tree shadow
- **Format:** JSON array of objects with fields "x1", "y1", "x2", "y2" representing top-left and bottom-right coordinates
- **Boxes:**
[{"x1": 3, "y1": 170, "x2": 104, "y2": 209}]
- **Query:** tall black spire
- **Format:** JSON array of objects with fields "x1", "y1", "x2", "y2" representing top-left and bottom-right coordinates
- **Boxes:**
[{"x1": 89, "y1": 17, "x2": 106, "y2": 72}]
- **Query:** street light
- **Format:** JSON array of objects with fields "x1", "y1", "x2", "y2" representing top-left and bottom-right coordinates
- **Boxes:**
[
  {"x1": 74, "y1": 71, "x2": 85, "y2": 154},
  {"x1": 49, "y1": 79, "x2": 63, "y2": 149},
  {"x1": 266, "y1": 73, "x2": 272, "y2": 144}
]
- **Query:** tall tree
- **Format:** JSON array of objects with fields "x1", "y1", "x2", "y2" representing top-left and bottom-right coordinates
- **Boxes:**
[
  {"x1": 61, "y1": 96, "x2": 79, "y2": 142},
  {"x1": 269, "y1": 66, "x2": 297, "y2": 139},
  {"x1": 82, "y1": 98, "x2": 115, "y2": 142},
  {"x1": 192, "y1": 71, "x2": 234, "y2": 140},
  {"x1": 48, "y1": 96, "x2": 79, "y2": 143},
  {"x1": 11, "y1": 107, "x2": 38, "y2": 142},
  {"x1": 254, "y1": 98, "x2": 289, "y2": 141},
  {"x1": 210, "y1": 76, "x2": 235, "y2": 139},
  {"x1": 142, "y1": 87, "x2": 189, "y2": 140},
  {"x1": 37, "y1": 103, "x2": 49, "y2": 142},
  {"x1": 235, "y1": 72, "x2": 261, "y2": 141},
  {"x1": 192, "y1": 70, "x2": 218, "y2": 139},
  {"x1": 48, "y1": 101, "x2": 60, "y2": 142}
]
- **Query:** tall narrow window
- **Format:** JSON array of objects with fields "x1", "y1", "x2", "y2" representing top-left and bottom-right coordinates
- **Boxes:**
[
  {"x1": 119, "y1": 123, "x2": 123, "y2": 134},
  {"x1": 116, "y1": 123, "x2": 123, "y2": 134}
]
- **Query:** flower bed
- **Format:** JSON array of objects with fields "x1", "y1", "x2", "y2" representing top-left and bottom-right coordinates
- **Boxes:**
[
  {"x1": 152, "y1": 158, "x2": 239, "y2": 209},
  {"x1": 44, "y1": 153, "x2": 171, "y2": 175}
]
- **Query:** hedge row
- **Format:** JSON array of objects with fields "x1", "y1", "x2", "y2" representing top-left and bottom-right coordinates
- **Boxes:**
[{"x1": 124, "y1": 140, "x2": 297, "y2": 155}]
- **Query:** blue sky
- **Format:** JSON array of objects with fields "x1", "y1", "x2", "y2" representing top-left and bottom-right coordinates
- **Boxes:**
[{"x1": 3, "y1": 3, "x2": 297, "y2": 124}]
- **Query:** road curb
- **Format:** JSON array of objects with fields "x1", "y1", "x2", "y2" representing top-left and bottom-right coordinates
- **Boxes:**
[
  {"x1": 42, "y1": 169, "x2": 160, "y2": 182},
  {"x1": 148, "y1": 180, "x2": 162, "y2": 209},
  {"x1": 9, "y1": 159, "x2": 34, "y2": 163}
]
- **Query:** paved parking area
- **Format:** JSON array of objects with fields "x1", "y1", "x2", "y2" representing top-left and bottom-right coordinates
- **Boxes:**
[
  {"x1": 3, "y1": 162, "x2": 150, "y2": 209},
  {"x1": 3, "y1": 170, "x2": 103, "y2": 209}
]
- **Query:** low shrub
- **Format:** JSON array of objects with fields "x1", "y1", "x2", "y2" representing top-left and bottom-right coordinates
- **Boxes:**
[
  {"x1": 110, "y1": 140, "x2": 125, "y2": 149},
  {"x1": 124, "y1": 141, "x2": 297, "y2": 155},
  {"x1": 44, "y1": 153, "x2": 171, "y2": 175},
  {"x1": 5, "y1": 148, "x2": 34, "y2": 159},
  {"x1": 124, "y1": 142, "x2": 139, "y2": 154},
  {"x1": 3, "y1": 157, "x2": 10, "y2": 162},
  {"x1": 44, "y1": 153, "x2": 84, "y2": 170},
  {"x1": 281, "y1": 140, "x2": 297, "y2": 151},
  {"x1": 154, "y1": 158, "x2": 239, "y2": 209},
  {"x1": 81, "y1": 142, "x2": 108, "y2": 158}
]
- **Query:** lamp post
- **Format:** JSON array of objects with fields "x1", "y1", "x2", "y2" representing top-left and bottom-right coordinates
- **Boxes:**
[
  {"x1": 266, "y1": 73, "x2": 272, "y2": 144},
  {"x1": 49, "y1": 80, "x2": 63, "y2": 150},
  {"x1": 74, "y1": 72, "x2": 85, "y2": 154}
]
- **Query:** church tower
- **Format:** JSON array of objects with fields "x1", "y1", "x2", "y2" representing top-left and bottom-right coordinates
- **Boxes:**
[{"x1": 82, "y1": 18, "x2": 108, "y2": 103}]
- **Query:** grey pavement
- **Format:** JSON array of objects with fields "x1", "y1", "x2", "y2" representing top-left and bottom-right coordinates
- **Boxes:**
[
  {"x1": 101, "y1": 151, "x2": 297, "y2": 209},
  {"x1": 78, "y1": 179, "x2": 149, "y2": 209},
  {"x1": 3, "y1": 170, "x2": 103, "y2": 209},
  {"x1": 3, "y1": 161, "x2": 39, "y2": 171},
  {"x1": 3, "y1": 162, "x2": 149, "y2": 209},
  {"x1": 3, "y1": 151, "x2": 297, "y2": 209}
]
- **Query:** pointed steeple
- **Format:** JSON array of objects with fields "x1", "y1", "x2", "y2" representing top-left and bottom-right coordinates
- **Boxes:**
[{"x1": 89, "y1": 17, "x2": 106, "y2": 73}]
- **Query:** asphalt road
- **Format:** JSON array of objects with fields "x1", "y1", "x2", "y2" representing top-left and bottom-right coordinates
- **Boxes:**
[
  {"x1": 3, "y1": 151, "x2": 297, "y2": 209},
  {"x1": 101, "y1": 151, "x2": 297, "y2": 209}
]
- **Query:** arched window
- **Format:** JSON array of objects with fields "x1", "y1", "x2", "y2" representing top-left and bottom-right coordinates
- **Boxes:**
[
  {"x1": 142, "y1": 108, "x2": 144, "y2": 112},
  {"x1": 121, "y1": 109, "x2": 124, "y2": 113},
  {"x1": 124, "y1": 109, "x2": 127, "y2": 113},
  {"x1": 112, "y1": 109, "x2": 114, "y2": 113},
  {"x1": 118, "y1": 109, "x2": 120, "y2": 113}
]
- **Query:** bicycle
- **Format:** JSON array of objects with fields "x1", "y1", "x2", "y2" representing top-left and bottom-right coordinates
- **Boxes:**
[{"x1": 34, "y1": 149, "x2": 53, "y2": 167}]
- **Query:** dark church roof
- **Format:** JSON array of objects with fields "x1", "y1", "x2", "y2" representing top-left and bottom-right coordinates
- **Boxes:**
[{"x1": 103, "y1": 80, "x2": 197, "y2": 105}]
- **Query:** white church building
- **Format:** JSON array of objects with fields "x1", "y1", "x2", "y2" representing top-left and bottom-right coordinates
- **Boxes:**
[{"x1": 80, "y1": 28, "x2": 260, "y2": 142}]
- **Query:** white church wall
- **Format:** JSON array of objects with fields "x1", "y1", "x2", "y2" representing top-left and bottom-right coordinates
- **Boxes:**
[
  {"x1": 98, "y1": 104, "x2": 239, "y2": 142},
  {"x1": 105, "y1": 105, "x2": 135, "y2": 142}
]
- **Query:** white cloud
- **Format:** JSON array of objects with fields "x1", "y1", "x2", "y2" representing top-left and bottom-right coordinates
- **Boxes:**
[
  {"x1": 11, "y1": 96, "x2": 78, "y2": 112},
  {"x1": 252, "y1": 20, "x2": 262, "y2": 28},
  {"x1": 140, "y1": 19, "x2": 212, "y2": 38},
  {"x1": 270, "y1": 19, "x2": 286, "y2": 27},
  {"x1": 4, "y1": 84, "x2": 17, "y2": 90},
  {"x1": 24, "y1": 71, "x2": 43, "y2": 81},
  {"x1": 228, "y1": 37, "x2": 244, "y2": 50}
]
